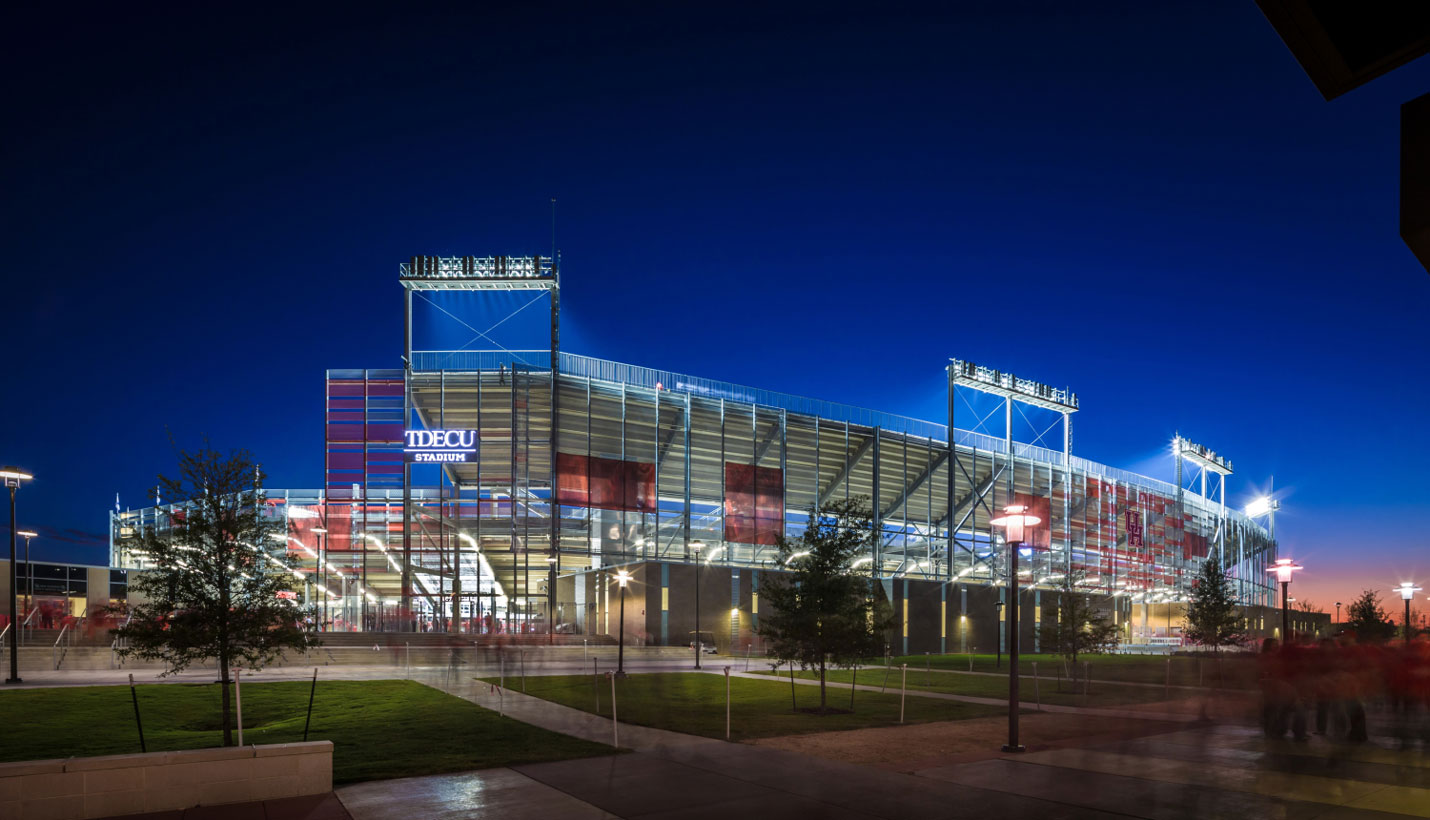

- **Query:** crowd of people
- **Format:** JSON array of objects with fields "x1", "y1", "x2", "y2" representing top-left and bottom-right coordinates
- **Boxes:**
[{"x1": 1260, "y1": 634, "x2": 1430, "y2": 746}]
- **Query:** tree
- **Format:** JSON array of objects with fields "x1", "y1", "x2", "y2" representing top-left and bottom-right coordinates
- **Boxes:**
[
  {"x1": 116, "y1": 443, "x2": 315, "y2": 745},
  {"x1": 1038, "y1": 584, "x2": 1120, "y2": 665},
  {"x1": 1183, "y1": 556, "x2": 1247, "y2": 654},
  {"x1": 1293, "y1": 599, "x2": 1319, "y2": 614},
  {"x1": 757, "y1": 497, "x2": 894, "y2": 714},
  {"x1": 1344, "y1": 589, "x2": 1397, "y2": 643}
]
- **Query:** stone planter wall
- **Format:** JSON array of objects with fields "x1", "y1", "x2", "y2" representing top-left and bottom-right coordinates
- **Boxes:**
[{"x1": 0, "y1": 740, "x2": 333, "y2": 819}]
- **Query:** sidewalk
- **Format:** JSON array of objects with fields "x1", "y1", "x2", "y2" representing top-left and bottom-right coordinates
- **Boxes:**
[{"x1": 331, "y1": 667, "x2": 1428, "y2": 819}]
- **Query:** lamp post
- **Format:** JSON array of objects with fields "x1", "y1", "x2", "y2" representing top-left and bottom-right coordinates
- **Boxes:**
[
  {"x1": 16, "y1": 530, "x2": 36, "y2": 615},
  {"x1": 991, "y1": 503, "x2": 1041, "y2": 754},
  {"x1": 691, "y1": 541, "x2": 704, "y2": 670},
  {"x1": 1395, "y1": 583, "x2": 1422, "y2": 645},
  {"x1": 313, "y1": 528, "x2": 328, "y2": 632},
  {"x1": 2, "y1": 466, "x2": 35, "y2": 685},
  {"x1": 615, "y1": 569, "x2": 632, "y2": 677},
  {"x1": 1335, "y1": 601, "x2": 1342, "y2": 629},
  {"x1": 1266, "y1": 558, "x2": 1302, "y2": 643}
]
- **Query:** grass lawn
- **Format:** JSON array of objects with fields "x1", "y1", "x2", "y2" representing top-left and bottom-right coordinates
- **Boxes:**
[
  {"x1": 880, "y1": 652, "x2": 1257, "y2": 689},
  {"x1": 754, "y1": 665, "x2": 1185, "y2": 709},
  {"x1": 0, "y1": 680, "x2": 613, "y2": 784},
  {"x1": 481, "y1": 672, "x2": 1006, "y2": 741}
]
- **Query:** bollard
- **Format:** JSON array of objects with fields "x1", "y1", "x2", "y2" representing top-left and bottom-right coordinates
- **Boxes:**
[
  {"x1": 969, "y1": 653, "x2": 973, "y2": 672},
  {"x1": 234, "y1": 668, "x2": 244, "y2": 746},
  {"x1": 724, "y1": 666, "x2": 732, "y2": 740},
  {"x1": 900, "y1": 664, "x2": 908, "y2": 723},
  {"x1": 1165, "y1": 657, "x2": 1171, "y2": 701},
  {"x1": 594, "y1": 657, "x2": 601, "y2": 712},
  {"x1": 128, "y1": 673, "x2": 146, "y2": 753},
  {"x1": 583, "y1": 638, "x2": 588, "y2": 662},
  {"x1": 745, "y1": 643, "x2": 752, "y2": 672},
  {"x1": 303, "y1": 667, "x2": 318, "y2": 741},
  {"x1": 500, "y1": 650, "x2": 505, "y2": 691},
  {"x1": 609, "y1": 671, "x2": 619, "y2": 747},
  {"x1": 1033, "y1": 661, "x2": 1041, "y2": 711},
  {"x1": 521, "y1": 650, "x2": 526, "y2": 693},
  {"x1": 405, "y1": 642, "x2": 410, "y2": 678}
]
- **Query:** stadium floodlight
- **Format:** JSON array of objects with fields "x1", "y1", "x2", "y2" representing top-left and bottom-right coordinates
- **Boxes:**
[
  {"x1": 1266, "y1": 558, "x2": 1303, "y2": 641},
  {"x1": 948, "y1": 359, "x2": 1078, "y2": 413},
  {"x1": 1395, "y1": 583, "x2": 1422, "y2": 644},
  {"x1": 1245, "y1": 496, "x2": 1280, "y2": 518},
  {"x1": 1173, "y1": 436, "x2": 1233, "y2": 475}
]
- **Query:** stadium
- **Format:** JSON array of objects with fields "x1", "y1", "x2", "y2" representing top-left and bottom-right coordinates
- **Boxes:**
[{"x1": 110, "y1": 255, "x2": 1292, "y2": 654}]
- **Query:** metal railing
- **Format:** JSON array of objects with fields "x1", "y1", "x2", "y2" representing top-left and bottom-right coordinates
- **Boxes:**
[
  {"x1": 53, "y1": 623, "x2": 71, "y2": 671},
  {"x1": 111, "y1": 613, "x2": 133, "y2": 669},
  {"x1": 19, "y1": 609, "x2": 35, "y2": 646}
]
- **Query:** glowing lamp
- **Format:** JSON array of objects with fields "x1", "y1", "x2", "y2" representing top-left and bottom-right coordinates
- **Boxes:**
[
  {"x1": 615, "y1": 569, "x2": 633, "y2": 588},
  {"x1": 990, "y1": 504, "x2": 1041, "y2": 544},
  {"x1": 1266, "y1": 558, "x2": 1302, "y2": 584},
  {"x1": 1396, "y1": 582, "x2": 1422, "y2": 602}
]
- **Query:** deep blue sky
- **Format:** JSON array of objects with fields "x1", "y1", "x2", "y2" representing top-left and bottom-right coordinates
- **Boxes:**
[{"x1": 5, "y1": 2, "x2": 1427, "y2": 608}]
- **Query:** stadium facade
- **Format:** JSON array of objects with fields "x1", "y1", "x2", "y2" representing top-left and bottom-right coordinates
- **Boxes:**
[{"x1": 110, "y1": 256, "x2": 1288, "y2": 653}]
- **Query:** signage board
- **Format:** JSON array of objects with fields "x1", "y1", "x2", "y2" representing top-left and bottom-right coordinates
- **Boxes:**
[
  {"x1": 404, "y1": 429, "x2": 478, "y2": 463},
  {"x1": 1125, "y1": 510, "x2": 1144, "y2": 548}
]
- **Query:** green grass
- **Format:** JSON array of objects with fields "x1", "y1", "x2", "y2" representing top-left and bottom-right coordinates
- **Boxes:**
[
  {"x1": 481, "y1": 672, "x2": 1006, "y2": 741},
  {"x1": 754, "y1": 666, "x2": 1181, "y2": 708},
  {"x1": 879, "y1": 652, "x2": 1258, "y2": 689},
  {"x1": 0, "y1": 680, "x2": 613, "y2": 784}
]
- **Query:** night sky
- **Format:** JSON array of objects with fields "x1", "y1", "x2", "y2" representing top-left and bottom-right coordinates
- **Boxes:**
[{"x1": 5, "y1": 3, "x2": 1428, "y2": 612}]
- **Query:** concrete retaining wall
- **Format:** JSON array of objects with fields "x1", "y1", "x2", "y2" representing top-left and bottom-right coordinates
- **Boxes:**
[{"x1": 0, "y1": 740, "x2": 333, "y2": 819}]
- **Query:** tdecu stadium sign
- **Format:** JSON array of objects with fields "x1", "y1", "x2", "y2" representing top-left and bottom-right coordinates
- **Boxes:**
[{"x1": 403, "y1": 429, "x2": 478, "y2": 463}]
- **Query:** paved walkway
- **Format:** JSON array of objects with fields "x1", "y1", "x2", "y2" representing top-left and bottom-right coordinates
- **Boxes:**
[
  {"x1": 20, "y1": 660, "x2": 1430, "y2": 818},
  {"x1": 329, "y1": 668, "x2": 1430, "y2": 819}
]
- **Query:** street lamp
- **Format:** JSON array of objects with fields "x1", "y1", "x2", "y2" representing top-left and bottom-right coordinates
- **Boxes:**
[
  {"x1": 615, "y1": 569, "x2": 632, "y2": 677},
  {"x1": 2, "y1": 466, "x2": 35, "y2": 685},
  {"x1": 1266, "y1": 558, "x2": 1303, "y2": 642},
  {"x1": 312, "y1": 528, "x2": 328, "y2": 632},
  {"x1": 1335, "y1": 601, "x2": 1342, "y2": 627},
  {"x1": 691, "y1": 541, "x2": 705, "y2": 670},
  {"x1": 1395, "y1": 583, "x2": 1422, "y2": 645},
  {"x1": 16, "y1": 530, "x2": 37, "y2": 615},
  {"x1": 990, "y1": 502, "x2": 1041, "y2": 754}
]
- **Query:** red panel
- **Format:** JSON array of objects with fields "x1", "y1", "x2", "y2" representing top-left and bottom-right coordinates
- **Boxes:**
[
  {"x1": 725, "y1": 462, "x2": 782, "y2": 545},
  {"x1": 624, "y1": 461, "x2": 656, "y2": 512},
  {"x1": 556, "y1": 452, "x2": 590, "y2": 506},
  {"x1": 367, "y1": 380, "x2": 405, "y2": 397},
  {"x1": 365, "y1": 423, "x2": 404, "y2": 442},
  {"x1": 589, "y1": 457, "x2": 623, "y2": 509},
  {"x1": 326, "y1": 424, "x2": 364, "y2": 443},
  {"x1": 327, "y1": 452, "x2": 364, "y2": 470},
  {"x1": 327, "y1": 381, "x2": 366, "y2": 397}
]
